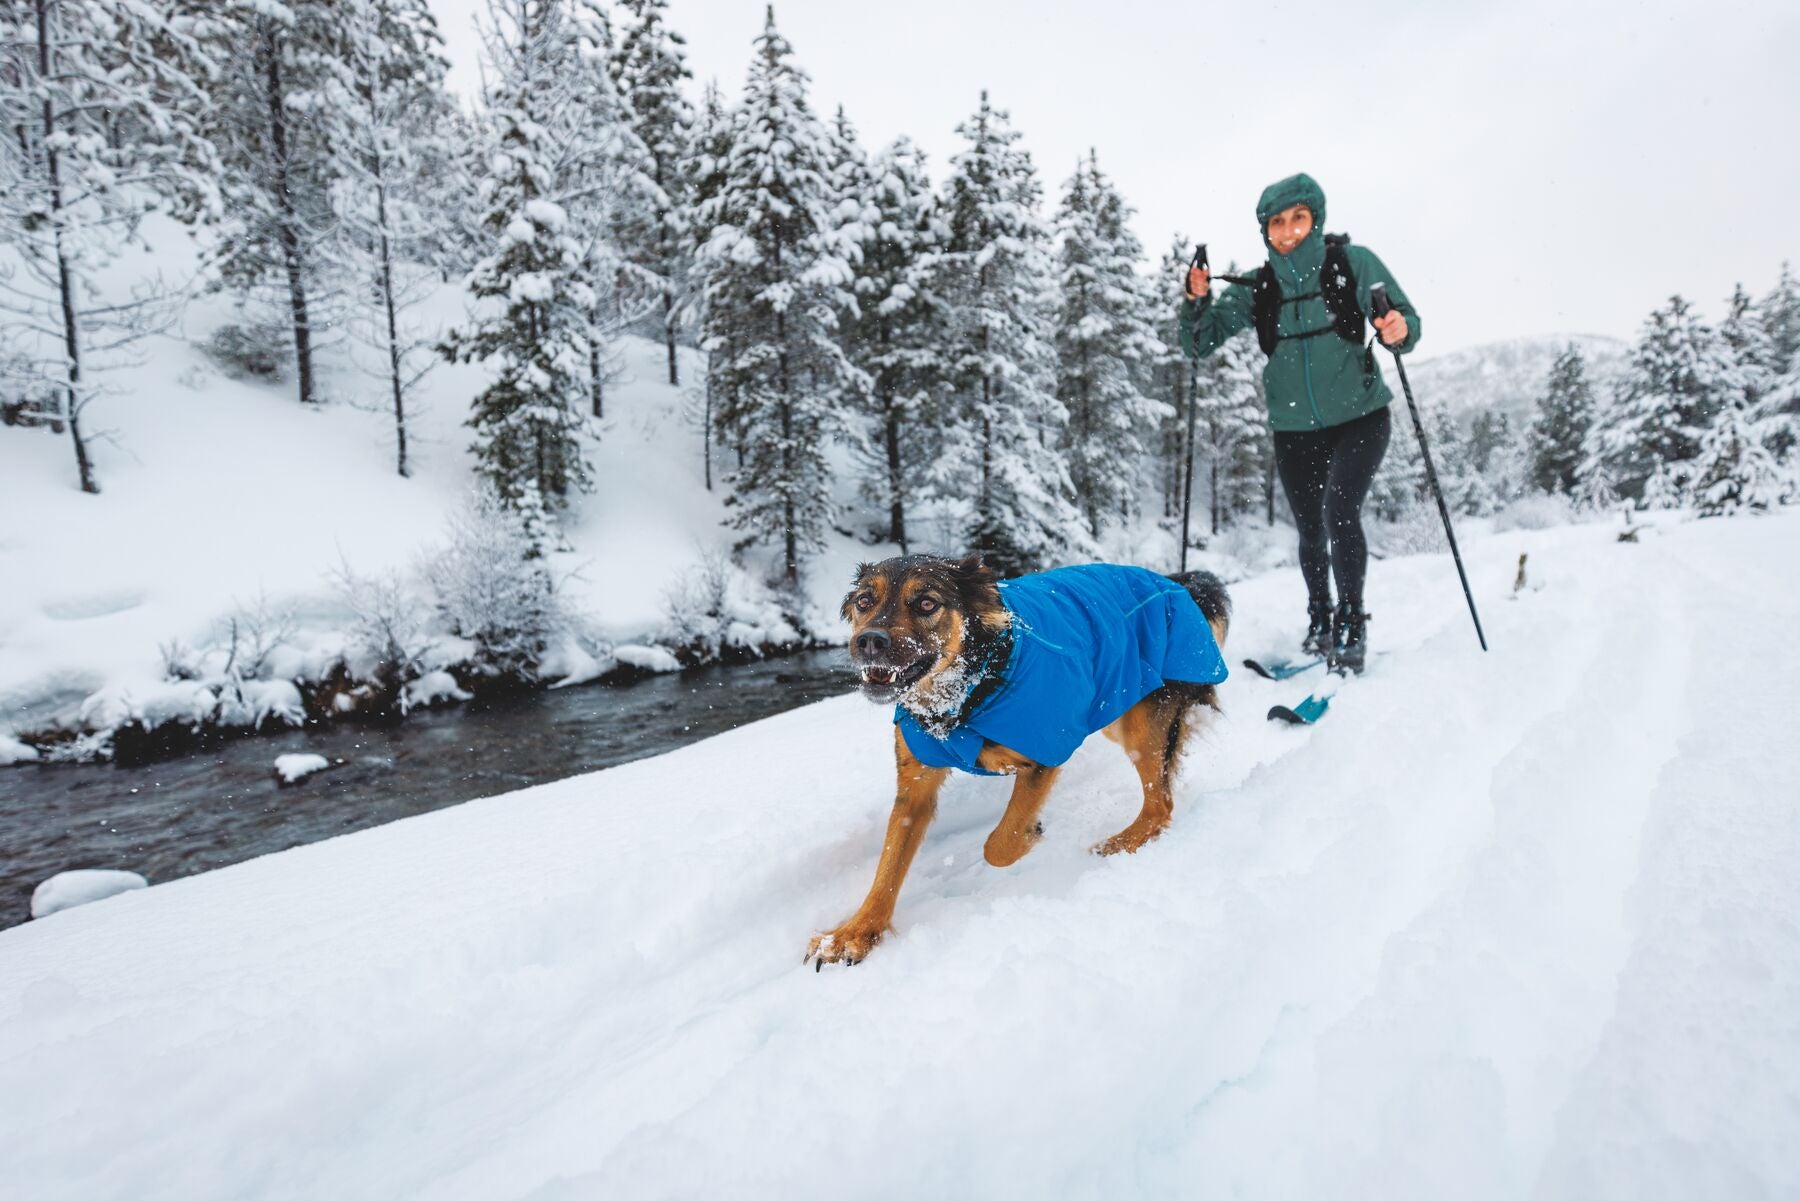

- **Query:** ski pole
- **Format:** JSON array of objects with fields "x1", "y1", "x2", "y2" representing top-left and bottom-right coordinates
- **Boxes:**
[
  {"x1": 1179, "y1": 244, "x2": 1204, "y2": 571},
  {"x1": 1370, "y1": 283, "x2": 1488, "y2": 652}
]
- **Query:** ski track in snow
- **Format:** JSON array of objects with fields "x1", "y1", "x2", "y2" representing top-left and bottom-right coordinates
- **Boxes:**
[{"x1": 2, "y1": 515, "x2": 1797, "y2": 1201}]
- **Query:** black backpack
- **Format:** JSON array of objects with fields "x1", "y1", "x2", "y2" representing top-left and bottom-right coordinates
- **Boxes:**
[{"x1": 1249, "y1": 233, "x2": 1365, "y2": 356}]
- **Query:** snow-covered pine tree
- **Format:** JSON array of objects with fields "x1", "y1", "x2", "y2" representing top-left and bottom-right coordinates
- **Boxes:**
[
  {"x1": 926, "y1": 90, "x2": 1087, "y2": 573},
  {"x1": 610, "y1": 0, "x2": 693, "y2": 386},
  {"x1": 442, "y1": 0, "x2": 598, "y2": 513},
  {"x1": 1760, "y1": 261, "x2": 1800, "y2": 365},
  {"x1": 695, "y1": 7, "x2": 857, "y2": 586},
  {"x1": 1597, "y1": 294, "x2": 1734, "y2": 506},
  {"x1": 326, "y1": 0, "x2": 456, "y2": 477},
  {"x1": 1427, "y1": 403, "x2": 1493, "y2": 516},
  {"x1": 681, "y1": 78, "x2": 738, "y2": 491},
  {"x1": 1690, "y1": 391, "x2": 1789, "y2": 516},
  {"x1": 836, "y1": 124, "x2": 947, "y2": 552},
  {"x1": 1052, "y1": 151, "x2": 1169, "y2": 537},
  {"x1": 1195, "y1": 325, "x2": 1268, "y2": 533},
  {"x1": 0, "y1": 0, "x2": 219, "y2": 493},
  {"x1": 205, "y1": 0, "x2": 350, "y2": 406},
  {"x1": 1149, "y1": 237, "x2": 1195, "y2": 521},
  {"x1": 562, "y1": 1, "x2": 661, "y2": 420},
  {"x1": 1526, "y1": 344, "x2": 1596, "y2": 495}
]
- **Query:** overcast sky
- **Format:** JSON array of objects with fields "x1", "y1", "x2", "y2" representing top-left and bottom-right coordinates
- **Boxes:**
[{"x1": 432, "y1": 0, "x2": 1800, "y2": 358}]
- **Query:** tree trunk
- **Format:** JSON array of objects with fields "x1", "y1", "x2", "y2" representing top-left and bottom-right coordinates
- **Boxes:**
[
  {"x1": 262, "y1": 26, "x2": 316, "y2": 405},
  {"x1": 589, "y1": 304, "x2": 604, "y2": 418},
  {"x1": 664, "y1": 290, "x2": 679, "y2": 386},
  {"x1": 37, "y1": 0, "x2": 96, "y2": 494},
  {"x1": 373, "y1": 163, "x2": 409, "y2": 478},
  {"x1": 702, "y1": 357, "x2": 713, "y2": 492}
]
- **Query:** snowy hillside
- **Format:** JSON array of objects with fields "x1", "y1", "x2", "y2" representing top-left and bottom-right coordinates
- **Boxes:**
[
  {"x1": 1408, "y1": 334, "x2": 1628, "y2": 432},
  {"x1": 3, "y1": 511, "x2": 1795, "y2": 1200},
  {"x1": 0, "y1": 232, "x2": 874, "y2": 743}
]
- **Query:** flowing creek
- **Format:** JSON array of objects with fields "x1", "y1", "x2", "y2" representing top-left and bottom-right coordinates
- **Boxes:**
[{"x1": 0, "y1": 648, "x2": 856, "y2": 930}]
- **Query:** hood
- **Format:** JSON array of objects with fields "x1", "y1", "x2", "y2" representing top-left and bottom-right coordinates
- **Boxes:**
[{"x1": 1257, "y1": 172, "x2": 1326, "y2": 257}]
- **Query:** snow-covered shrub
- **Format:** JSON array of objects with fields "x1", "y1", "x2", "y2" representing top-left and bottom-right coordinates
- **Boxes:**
[
  {"x1": 420, "y1": 492, "x2": 567, "y2": 679},
  {"x1": 330, "y1": 559, "x2": 430, "y2": 684},
  {"x1": 1493, "y1": 492, "x2": 1575, "y2": 532},
  {"x1": 204, "y1": 323, "x2": 288, "y2": 381},
  {"x1": 661, "y1": 546, "x2": 733, "y2": 656},
  {"x1": 1369, "y1": 505, "x2": 1447, "y2": 558}
]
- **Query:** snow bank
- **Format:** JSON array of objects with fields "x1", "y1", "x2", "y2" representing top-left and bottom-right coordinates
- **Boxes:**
[
  {"x1": 402, "y1": 670, "x2": 474, "y2": 711},
  {"x1": 613, "y1": 644, "x2": 680, "y2": 673},
  {"x1": 0, "y1": 734, "x2": 37, "y2": 764},
  {"x1": 1, "y1": 515, "x2": 1796, "y2": 1199},
  {"x1": 29, "y1": 870, "x2": 148, "y2": 919},
  {"x1": 272, "y1": 753, "x2": 331, "y2": 785}
]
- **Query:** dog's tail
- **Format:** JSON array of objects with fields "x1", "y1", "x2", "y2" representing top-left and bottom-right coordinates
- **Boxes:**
[{"x1": 1166, "y1": 569, "x2": 1231, "y2": 648}]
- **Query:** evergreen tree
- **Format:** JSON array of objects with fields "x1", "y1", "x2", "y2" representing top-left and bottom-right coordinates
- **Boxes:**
[
  {"x1": 925, "y1": 90, "x2": 1087, "y2": 572},
  {"x1": 610, "y1": 0, "x2": 693, "y2": 385},
  {"x1": 1597, "y1": 294, "x2": 1733, "y2": 506},
  {"x1": 206, "y1": 0, "x2": 350, "y2": 406},
  {"x1": 1150, "y1": 237, "x2": 1195, "y2": 522},
  {"x1": 1194, "y1": 327, "x2": 1267, "y2": 533},
  {"x1": 442, "y1": 0, "x2": 599, "y2": 511},
  {"x1": 326, "y1": 0, "x2": 456, "y2": 477},
  {"x1": 1526, "y1": 344, "x2": 1596, "y2": 494},
  {"x1": 1691, "y1": 393, "x2": 1790, "y2": 516},
  {"x1": 562, "y1": 1, "x2": 660, "y2": 420},
  {"x1": 0, "y1": 0, "x2": 219, "y2": 493},
  {"x1": 1760, "y1": 261, "x2": 1800, "y2": 365},
  {"x1": 1428, "y1": 403, "x2": 1493, "y2": 516},
  {"x1": 838, "y1": 130, "x2": 946, "y2": 552},
  {"x1": 695, "y1": 7, "x2": 857, "y2": 586},
  {"x1": 1052, "y1": 151, "x2": 1168, "y2": 537},
  {"x1": 681, "y1": 78, "x2": 738, "y2": 492}
]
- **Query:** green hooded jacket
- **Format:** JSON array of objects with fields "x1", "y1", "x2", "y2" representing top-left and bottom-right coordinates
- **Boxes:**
[{"x1": 1178, "y1": 173, "x2": 1422, "y2": 433}]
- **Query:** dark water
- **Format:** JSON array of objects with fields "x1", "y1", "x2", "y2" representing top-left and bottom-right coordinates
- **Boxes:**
[{"x1": 0, "y1": 649, "x2": 855, "y2": 931}]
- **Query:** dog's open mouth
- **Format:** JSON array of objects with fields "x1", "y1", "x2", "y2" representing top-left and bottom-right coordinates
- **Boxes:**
[{"x1": 857, "y1": 656, "x2": 934, "y2": 695}]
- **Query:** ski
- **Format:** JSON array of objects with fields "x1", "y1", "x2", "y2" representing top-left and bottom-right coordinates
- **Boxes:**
[
  {"x1": 1267, "y1": 693, "x2": 1330, "y2": 725},
  {"x1": 1242, "y1": 656, "x2": 1325, "y2": 681}
]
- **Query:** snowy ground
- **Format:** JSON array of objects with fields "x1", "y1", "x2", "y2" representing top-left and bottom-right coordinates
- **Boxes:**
[{"x1": 3, "y1": 511, "x2": 1795, "y2": 1200}]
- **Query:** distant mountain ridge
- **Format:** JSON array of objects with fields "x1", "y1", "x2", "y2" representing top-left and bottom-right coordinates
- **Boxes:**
[{"x1": 1404, "y1": 334, "x2": 1629, "y2": 433}]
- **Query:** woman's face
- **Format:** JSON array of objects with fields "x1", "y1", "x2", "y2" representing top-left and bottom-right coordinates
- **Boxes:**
[{"x1": 1266, "y1": 203, "x2": 1314, "y2": 255}]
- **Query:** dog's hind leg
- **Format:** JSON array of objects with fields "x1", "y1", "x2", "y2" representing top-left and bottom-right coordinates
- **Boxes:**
[
  {"x1": 807, "y1": 727, "x2": 949, "y2": 969},
  {"x1": 1094, "y1": 690, "x2": 1188, "y2": 857}
]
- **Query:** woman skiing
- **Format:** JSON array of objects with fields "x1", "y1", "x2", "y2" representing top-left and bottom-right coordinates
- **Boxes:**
[{"x1": 1179, "y1": 172, "x2": 1421, "y2": 673}]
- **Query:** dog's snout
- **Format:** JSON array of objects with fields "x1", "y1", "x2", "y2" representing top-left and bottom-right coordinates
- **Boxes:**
[{"x1": 854, "y1": 628, "x2": 892, "y2": 657}]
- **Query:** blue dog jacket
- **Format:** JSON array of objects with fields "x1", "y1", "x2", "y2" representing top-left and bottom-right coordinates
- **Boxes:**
[{"x1": 895, "y1": 564, "x2": 1227, "y2": 775}]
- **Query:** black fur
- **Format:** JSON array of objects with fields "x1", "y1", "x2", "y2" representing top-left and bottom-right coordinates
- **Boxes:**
[{"x1": 1165, "y1": 568, "x2": 1231, "y2": 640}]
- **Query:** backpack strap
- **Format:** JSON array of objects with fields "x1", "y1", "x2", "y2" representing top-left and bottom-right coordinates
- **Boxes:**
[{"x1": 1251, "y1": 232, "x2": 1368, "y2": 356}]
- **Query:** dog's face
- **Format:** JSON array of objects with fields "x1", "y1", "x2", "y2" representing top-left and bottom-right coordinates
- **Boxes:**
[{"x1": 842, "y1": 555, "x2": 1004, "y2": 704}]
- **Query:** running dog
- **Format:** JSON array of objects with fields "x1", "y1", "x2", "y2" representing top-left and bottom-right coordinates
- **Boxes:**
[{"x1": 806, "y1": 555, "x2": 1231, "y2": 969}]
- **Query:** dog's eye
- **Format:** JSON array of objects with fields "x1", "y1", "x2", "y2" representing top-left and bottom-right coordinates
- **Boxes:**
[
  {"x1": 916, "y1": 596, "x2": 939, "y2": 614},
  {"x1": 854, "y1": 593, "x2": 875, "y2": 612}
]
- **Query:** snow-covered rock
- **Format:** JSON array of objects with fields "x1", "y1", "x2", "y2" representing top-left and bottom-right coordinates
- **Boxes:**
[
  {"x1": 29, "y1": 870, "x2": 148, "y2": 919},
  {"x1": 272, "y1": 753, "x2": 330, "y2": 785},
  {"x1": 613, "y1": 644, "x2": 681, "y2": 673},
  {"x1": 0, "y1": 734, "x2": 38, "y2": 765},
  {"x1": 77, "y1": 679, "x2": 216, "y2": 732},
  {"x1": 401, "y1": 670, "x2": 473, "y2": 711}
]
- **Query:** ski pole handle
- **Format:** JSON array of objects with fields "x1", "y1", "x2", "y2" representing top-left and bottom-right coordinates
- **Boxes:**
[
  {"x1": 1191, "y1": 243, "x2": 1209, "y2": 272},
  {"x1": 1369, "y1": 282, "x2": 1393, "y2": 320}
]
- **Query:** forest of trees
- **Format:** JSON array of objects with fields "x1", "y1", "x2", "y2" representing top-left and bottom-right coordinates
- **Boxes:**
[{"x1": 4, "y1": 0, "x2": 1798, "y2": 587}]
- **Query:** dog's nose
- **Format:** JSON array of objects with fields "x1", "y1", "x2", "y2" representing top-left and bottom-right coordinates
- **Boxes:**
[{"x1": 855, "y1": 628, "x2": 892, "y2": 657}]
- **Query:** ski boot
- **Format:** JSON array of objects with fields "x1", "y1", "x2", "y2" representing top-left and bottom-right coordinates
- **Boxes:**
[
  {"x1": 1301, "y1": 598, "x2": 1334, "y2": 659},
  {"x1": 1329, "y1": 603, "x2": 1371, "y2": 675}
]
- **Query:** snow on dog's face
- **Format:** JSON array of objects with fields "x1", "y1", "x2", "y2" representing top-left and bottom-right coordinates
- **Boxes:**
[{"x1": 841, "y1": 555, "x2": 1004, "y2": 705}]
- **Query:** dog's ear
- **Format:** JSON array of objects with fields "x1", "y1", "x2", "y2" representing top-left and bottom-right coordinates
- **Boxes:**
[
  {"x1": 950, "y1": 553, "x2": 1004, "y2": 628},
  {"x1": 840, "y1": 562, "x2": 875, "y2": 623}
]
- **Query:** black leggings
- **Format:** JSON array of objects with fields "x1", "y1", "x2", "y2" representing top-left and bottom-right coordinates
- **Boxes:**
[{"x1": 1272, "y1": 405, "x2": 1391, "y2": 612}]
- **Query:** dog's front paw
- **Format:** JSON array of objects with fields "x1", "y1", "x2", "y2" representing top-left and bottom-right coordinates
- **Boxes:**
[{"x1": 805, "y1": 923, "x2": 885, "y2": 970}]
